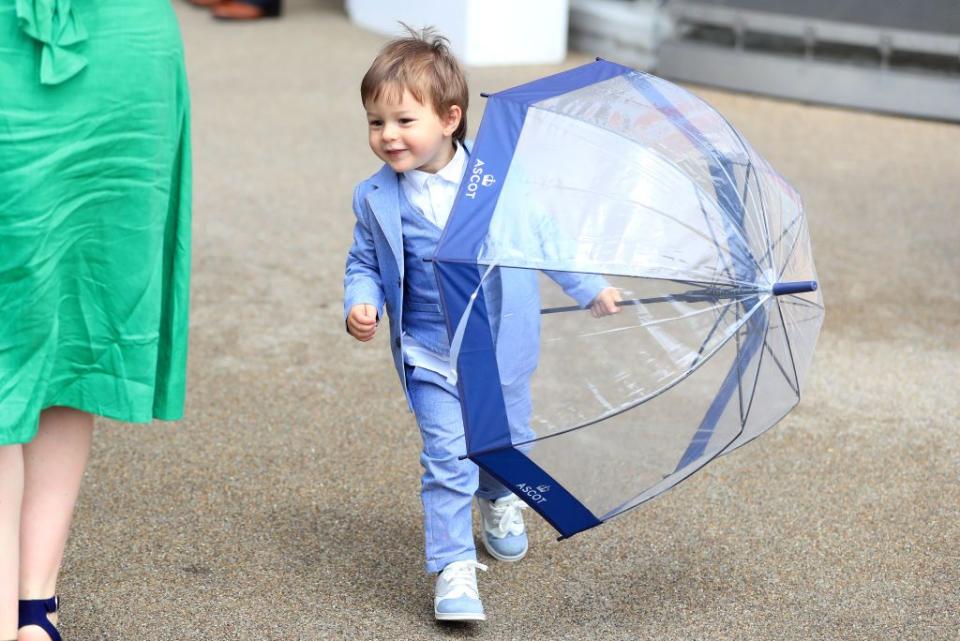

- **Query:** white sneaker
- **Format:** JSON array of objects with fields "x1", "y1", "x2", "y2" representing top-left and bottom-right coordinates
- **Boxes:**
[
  {"x1": 478, "y1": 494, "x2": 528, "y2": 562},
  {"x1": 434, "y1": 560, "x2": 488, "y2": 621}
]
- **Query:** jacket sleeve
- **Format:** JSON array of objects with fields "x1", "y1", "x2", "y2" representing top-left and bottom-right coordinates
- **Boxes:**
[
  {"x1": 544, "y1": 269, "x2": 609, "y2": 309},
  {"x1": 531, "y1": 205, "x2": 609, "y2": 307},
  {"x1": 344, "y1": 184, "x2": 386, "y2": 324}
]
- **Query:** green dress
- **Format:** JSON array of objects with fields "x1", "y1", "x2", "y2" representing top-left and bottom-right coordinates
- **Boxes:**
[{"x1": 0, "y1": 0, "x2": 191, "y2": 444}]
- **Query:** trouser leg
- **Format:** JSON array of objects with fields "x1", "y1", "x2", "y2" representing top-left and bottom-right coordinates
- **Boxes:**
[{"x1": 406, "y1": 366, "x2": 477, "y2": 574}]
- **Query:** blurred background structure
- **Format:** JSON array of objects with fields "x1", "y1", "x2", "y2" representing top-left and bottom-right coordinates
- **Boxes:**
[
  {"x1": 346, "y1": 0, "x2": 571, "y2": 66},
  {"x1": 346, "y1": 0, "x2": 960, "y2": 120},
  {"x1": 578, "y1": 0, "x2": 960, "y2": 121}
]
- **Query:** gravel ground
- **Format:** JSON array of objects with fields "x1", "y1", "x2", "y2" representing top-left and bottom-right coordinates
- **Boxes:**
[{"x1": 58, "y1": 2, "x2": 960, "y2": 639}]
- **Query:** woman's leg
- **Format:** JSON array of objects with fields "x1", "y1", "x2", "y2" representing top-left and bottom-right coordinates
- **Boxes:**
[
  {"x1": 18, "y1": 407, "x2": 93, "y2": 637},
  {"x1": 0, "y1": 445, "x2": 24, "y2": 639}
]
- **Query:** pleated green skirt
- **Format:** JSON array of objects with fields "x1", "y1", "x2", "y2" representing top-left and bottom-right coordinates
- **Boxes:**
[{"x1": 0, "y1": 0, "x2": 192, "y2": 444}]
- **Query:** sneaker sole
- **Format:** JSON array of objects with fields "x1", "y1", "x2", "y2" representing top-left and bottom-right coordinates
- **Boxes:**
[
  {"x1": 481, "y1": 532, "x2": 528, "y2": 562},
  {"x1": 435, "y1": 611, "x2": 487, "y2": 622}
]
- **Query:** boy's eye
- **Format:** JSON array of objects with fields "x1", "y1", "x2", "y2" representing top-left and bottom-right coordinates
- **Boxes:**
[
  {"x1": 399, "y1": 118, "x2": 415, "y2": 125},
  {"x1": 368, "y1": 120, "x2": 383, "y2": 127}
]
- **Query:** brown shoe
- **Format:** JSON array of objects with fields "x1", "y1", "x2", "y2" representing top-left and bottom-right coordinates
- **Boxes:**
[{"x1": 212, "y1": 0, "x2": 281, "y2": 19}]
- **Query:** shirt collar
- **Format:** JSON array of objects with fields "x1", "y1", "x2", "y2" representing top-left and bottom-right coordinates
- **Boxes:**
[{"x1": 403, "y1": 142, "x2": 467, "y2": 194}]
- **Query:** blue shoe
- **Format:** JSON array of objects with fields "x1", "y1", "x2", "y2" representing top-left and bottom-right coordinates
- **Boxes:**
[
  {"x1": 478, "y1": 494, "x2": 528, "y2": 562},
  {"x1": 434, "y1": 560, "x2": 487, "y2": 622},
  {"x1": 19, "y1": 596, "x2": 62, "y2": 641}
]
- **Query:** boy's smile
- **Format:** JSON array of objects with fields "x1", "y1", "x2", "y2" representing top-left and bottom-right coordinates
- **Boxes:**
[{"x1": 365, "y1": 89, "x2": 461, "y2": 174}]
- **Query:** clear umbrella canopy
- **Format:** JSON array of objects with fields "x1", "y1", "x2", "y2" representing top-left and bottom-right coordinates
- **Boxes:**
[{"x1": 435, "y1": 60, "x2": 823, "y2": 538}]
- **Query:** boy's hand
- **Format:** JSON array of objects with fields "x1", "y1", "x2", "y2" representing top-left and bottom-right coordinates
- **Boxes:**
[
  {"x1": 589, "y1": 287, "x2": 622, "y2": 318},
  {"x1": 347, "y1": 304, "x2": 378, "y2": 341}
]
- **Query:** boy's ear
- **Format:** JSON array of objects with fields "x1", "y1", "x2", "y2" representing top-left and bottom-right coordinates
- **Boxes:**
[{"x1": 442, "y1": 105, "x2": 463, "y2": 137}]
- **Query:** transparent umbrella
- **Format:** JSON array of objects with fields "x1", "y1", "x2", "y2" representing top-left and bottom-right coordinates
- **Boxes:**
[{"x1": 435, "y1": 59, "x2": 824, "y2": 539}]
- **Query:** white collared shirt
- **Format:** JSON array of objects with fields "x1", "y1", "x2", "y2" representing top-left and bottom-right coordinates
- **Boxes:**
[
  {"x1": 399, "y1": 142, "x2": 467, "y2": 381},
  {"x1": 401, "y1": 142, "x2": 467, "y2": 229}
]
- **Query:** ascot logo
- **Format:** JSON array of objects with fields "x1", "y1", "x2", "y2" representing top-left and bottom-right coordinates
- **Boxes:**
[
  {"x1": 464, "y1": 158, "x2": 495, "y2": 199},
  {"x1": 516, "y1": 482, "x2": 549, "y2": 505}
]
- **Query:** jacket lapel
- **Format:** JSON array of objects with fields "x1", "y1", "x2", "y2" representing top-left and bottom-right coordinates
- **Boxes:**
[{"x1": 365, "y1": 164, "x2": 404, "y2": 272}]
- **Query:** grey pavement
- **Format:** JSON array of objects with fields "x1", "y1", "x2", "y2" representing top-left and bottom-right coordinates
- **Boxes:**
[{"x1": 61, "y1": 1, "x2": 960, "y2": 639}]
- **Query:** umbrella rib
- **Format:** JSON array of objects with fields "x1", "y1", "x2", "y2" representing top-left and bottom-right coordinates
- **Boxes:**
[
  {"x1": 717, "y1": 398, "x2": 799, "y2": 459},
  {"x1": 518, "y1": 180, "x2": 761, "y2": 280},
  {"x1": 700, "y1": 97, "x2": 777, "y2": 259},
  {"x1": 698, "y1": 188, "x2": 738, "y2": 283},
  {"x1": 779, "y1": 294, "x2": 824, "y2": 311},
  {"x1": 625, "y1": 77, "x2": 766, "y2": 258},
  {"x1": 776, "y1": 297, "x2": 803, "y2": 398},
  {"x1": 767, "y1": 314, "x2": 822, "y2": 331},
  {"x1": 688, "y1": 302, "x2": 734, "y2": 370},
  {"x1": 770, "y1": 302, "x2": 824, "y2": 327},
  {"x1": 736, "y1": 306, "x2": 773, "y2": 437},
  {"x1": 735, "y1": 309, "x2": 747, "y2": 427},
  {"x1": 746, "y1": 161, "x2": 776, "y2": 274},
  {"x1": 595, "y1": 80, "x2": 754, "y2": 227},
  {"x1": 562, "y1": 297, "x2": 748, "y2": 340},
  {"x1": 763, "y1": 332, "x2": 800, "y2": 398},
  {"x1": 671, "y1": 290, "x2": 766, "y2": 471},
  {"x1": 489, "y1": 296, "x2": 767, "y2": 453},
  {"x1": 596, "y1": 306, "x2": 767, "y2": 522},
  {"x1": 777, "y1": 215, "x2": 808, "y2": 282},
  {"x1": 526, "y1": 104, "x2": 764, "y2": 276},
  {"x1": 723, "y1": 121, "x2": 775, "y2": 272},
  {"x1": 715, "y1": 309, "x2": 800, "y2": 459},
  {"x1": 596, "y1": 402, "x2": 744, "y2": 521},
  {"x1": 755, "y1": 213, "x2": 801, "y2": 275}
]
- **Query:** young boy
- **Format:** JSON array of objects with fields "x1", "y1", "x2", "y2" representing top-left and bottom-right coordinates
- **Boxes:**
[{"x1": 344, "y1": 28, "x2": 620, "y2": 622}]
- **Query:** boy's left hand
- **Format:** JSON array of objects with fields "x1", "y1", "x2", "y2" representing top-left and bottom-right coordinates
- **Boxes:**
[{"x1": 590, "y1": 287, "x2": 622, "y2": 318}]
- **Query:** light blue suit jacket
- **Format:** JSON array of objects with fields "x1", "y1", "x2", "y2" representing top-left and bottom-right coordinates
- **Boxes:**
[{"x1": 344, "y1": 150, "x2": 606, "y2": 405}]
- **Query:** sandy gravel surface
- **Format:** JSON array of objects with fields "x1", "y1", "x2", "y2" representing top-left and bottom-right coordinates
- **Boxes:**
[{"x1": 57, "y1": 2, "x2": 959, "y2": 639}]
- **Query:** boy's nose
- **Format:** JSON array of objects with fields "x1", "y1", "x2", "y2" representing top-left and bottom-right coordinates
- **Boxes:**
[{"x1": 382, "y1": 123, "x2": 398, "y2": 140}]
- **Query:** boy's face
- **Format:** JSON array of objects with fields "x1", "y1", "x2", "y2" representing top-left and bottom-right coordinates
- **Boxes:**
[{"x1": 365, "y1": 88, "x2": 461, "y2": 174}]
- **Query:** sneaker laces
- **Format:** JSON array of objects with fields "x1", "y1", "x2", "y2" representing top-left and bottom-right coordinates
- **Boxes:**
[
  {"x1": 439, "y1": 560, "x2": 488, "y2": 600},
  {"x1": 485, "y1": 495, "x2": 527, "y2": 538}
]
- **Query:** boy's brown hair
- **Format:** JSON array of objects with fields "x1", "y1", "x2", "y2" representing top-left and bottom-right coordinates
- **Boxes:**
[{"x1": 360, "y1": 25, "x2": 468, "y2": 143}]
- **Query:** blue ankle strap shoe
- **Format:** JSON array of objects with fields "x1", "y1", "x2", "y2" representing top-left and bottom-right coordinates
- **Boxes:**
[{"x1": 19, "y1": 596, "x2": 62, "y2": 641}]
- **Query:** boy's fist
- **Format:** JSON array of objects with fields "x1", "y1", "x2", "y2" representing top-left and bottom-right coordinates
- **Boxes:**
[
  {"x1": 589, "y1": 287, "x2": 622, "y2": 318},
  {"x1": 347, "y1": 304, "x2": 378, "y2": 341}
]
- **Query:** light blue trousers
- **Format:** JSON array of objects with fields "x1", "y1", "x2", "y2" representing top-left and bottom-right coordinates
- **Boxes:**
[{"x1": 406, "y1": 365, "x2": 534, "y2": 573}]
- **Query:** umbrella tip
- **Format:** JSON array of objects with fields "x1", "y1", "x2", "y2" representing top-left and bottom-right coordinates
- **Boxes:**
[{"x1": 772, "y1": 280, "x2": 818, "y2": 296}]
